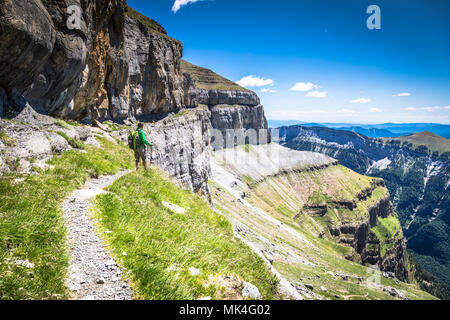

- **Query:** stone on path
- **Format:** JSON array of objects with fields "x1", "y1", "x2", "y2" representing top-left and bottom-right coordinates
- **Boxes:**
[{"x1": 61, "y1": 170, "x2": 133, "y2": 300}]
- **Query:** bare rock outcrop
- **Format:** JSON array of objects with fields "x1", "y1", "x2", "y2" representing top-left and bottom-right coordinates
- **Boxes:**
[
  {"x1": 0, "y1": 0, "x2": 126, "y2": 119},
  {"x1": 0, "y1": 2, "x2": 271, "y2": 198},
  {"x1": 141, "y1": 107, "x2": 212, "y2": 197},
  {"x1": 329, "y1": 192, "x2": 409, "y2": 282}
]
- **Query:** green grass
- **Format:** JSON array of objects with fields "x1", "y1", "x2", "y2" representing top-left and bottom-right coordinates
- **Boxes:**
[
  {"x1": 242, "y1": 175, "x2": 255, "y2": 186},
  {"x1": 54, "y1": 119, "x2": 71, "y2": 130},
  {"x1": 173, "y1": 109, "x2": 190, "y2": 118},
  {"x1": 55, "y1": 131, "x2": 84, "y2": 150},
  {"x1": 64, "y1": 120, "x2": 83, "y2": 127},
  {"x1": 0, "y1": 130, "x2": 17, "y2": 147},
  {"x1": 181, "y1": 60, "x2": 251, "y2": 93},
  {"x1": 383, "y1": 131, "x2": 450, "y2": 154},
  {"x1": 102, "y1": 120, "x2": 132, "y2": 132},
  {"x1": 125, "y1": 5, "x2": 166, "y2": 35},
  {"x1": 0, "y1": 137, "x2": 133, "y2": 299},
  {"x1": 125, "y1": 5, "x2": 180, "y2": 44},
  {"x1": 371, "y1": 216, "x2": 402, "y2": 257},
  {"x1": 242, "y1": 144, "x2": 253, "y2": 153},
  {"x1": 93, "y1": 169, "x2": 279, "y2": 300}
]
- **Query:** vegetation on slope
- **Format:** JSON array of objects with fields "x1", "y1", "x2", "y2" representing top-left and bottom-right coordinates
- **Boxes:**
[
  {"x1": 0, "y1": 130, "x2": 17, "y2": 147},
  {"x1": 93, "y1": 169, "x2": 278, "y2": 300},
  {"x1": 1, "y1": 125, "x2": 278, "y2": 300},
  {"x1": 209, "y1": 156, "x2": 436, "y2": 299},
  {"x1": 409, "y1": 252, "x2": 450, "y2": 300},
  {"x1": 371, "y1": 216, "x2": 403, "y2": 257},
  {"x1": 383, "y1": 131, "x2": 450, "y2": 155},
  {"x1": 125, "y1": 5, "x2": 181, "y2": 44},
  {"x1": 372, "y1": 159, "x2": 450, "y2": 295},
  {"x1": 181, "y1": 60, "x2": 252, "y2": 92},
  {"x1": 210, "y1": 176, "x2": 436, "y2": 300},
  {"x1": 125, "y1": 5, "x2": 167, "y2": 35},
  {"x1": 0, "y1": 137, "x2": 133, "y2": 299},
  {"x1": 280, "y1": 128, "x2": 450, "y2": 297}
]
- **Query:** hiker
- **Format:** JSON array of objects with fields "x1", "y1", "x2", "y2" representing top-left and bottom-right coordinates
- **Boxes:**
[{"x1": 129, "y1": 123, "x2": 152, "y2": 171}]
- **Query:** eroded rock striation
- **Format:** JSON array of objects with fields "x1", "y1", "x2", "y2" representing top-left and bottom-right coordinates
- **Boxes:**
[{"x1": 0, "y1": 1, "x2": 270, "y2": 194}]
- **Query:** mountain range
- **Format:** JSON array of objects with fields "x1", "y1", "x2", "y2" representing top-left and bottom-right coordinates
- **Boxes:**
[
  {"x1": 268, "y1": 121, "x2": 450, "y2": 139},
  {"x1": 273, "y1": 125, "x2": 450, "y2": 297}
]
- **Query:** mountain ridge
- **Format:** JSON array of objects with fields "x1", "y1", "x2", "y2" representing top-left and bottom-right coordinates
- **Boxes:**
[
  {"x1": 269, "y1": 121, "x2": 450, "y2": 139},
  {"x1": 274, "y1": 124, "x2": 450, "y2": 297}
]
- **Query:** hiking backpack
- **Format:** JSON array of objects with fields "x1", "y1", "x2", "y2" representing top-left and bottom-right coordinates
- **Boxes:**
[{"x1": 128, "y1": 130, "x2": 141, "y2": 150}]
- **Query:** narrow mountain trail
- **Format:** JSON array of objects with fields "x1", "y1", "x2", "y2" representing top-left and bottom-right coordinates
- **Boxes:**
[{"x1": 61, "y1": 170, "x2": 133, "y2": 300}]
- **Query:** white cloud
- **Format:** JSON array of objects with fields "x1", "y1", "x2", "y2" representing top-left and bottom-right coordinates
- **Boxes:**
[
  {"x1": 311, "y1": 109, "x2": 326, "y2": 113},
  {"x1": 351, "y1": 98, "x2": 371, "y2": 103},
  {"x1": 369, "y1": 108, "x2": 383, "y2": 113},
  {"x1": 290, "y1": 82, "x2": 320, "y2": 92},
  {"x1": 172, "y1": 0, "x2": 204, "y2": 13},
  {"x1": 393, "y1": 92, "x2": 411, "y2": 97},
  {"x1": 306, "y1": 91, "x2": 327, "y2": 98},
  {"x1": 236, "y1": 75, "x2": 274, "y2": 88},
  {"x1": 407, "y1": 106, "x2": 450, "y2": 112},
  {"x1": 261, "y1": 88, "x2": 277, "y2": 93}
]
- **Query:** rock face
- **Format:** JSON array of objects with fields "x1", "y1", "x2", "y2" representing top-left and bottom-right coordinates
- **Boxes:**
[
  {"x1": 0, "y1": 2, "x2": 271, "y2": 197},
  {"x1": 0, "y1": 0, "x2": 126, "y2": 118},
  {"x1": 181, "y1": 60, "x2": 270, "y2": 148},
  {"x1": 209, "y1": 105, "x2": 270, "y2": 148},
  {"x1": 0, "y1": 1, "x2": 269, "y2": 133},
  {"x1": 142, "y1": 107, "x2": 212, "y2": 196},
  {"x1": 193, "y1": 89, "x2": 260, "y2": 107},
  {"x1": 327, "y1": 186, "x2": 409, "y2": 281},
  {"x1": 348, "y1": 195, "x2": 408, "y2": 282},
  {"x1": 0, "y1": 1, "x2": 186, "y2": 120},
  {"x1": 97, "y1": 16, "x2": 185, "y2": 120}
]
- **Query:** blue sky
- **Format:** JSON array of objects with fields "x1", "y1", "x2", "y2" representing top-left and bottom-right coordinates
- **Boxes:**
[{"x1": 128, "y1": 0, "x2": 450, "y2": 124}]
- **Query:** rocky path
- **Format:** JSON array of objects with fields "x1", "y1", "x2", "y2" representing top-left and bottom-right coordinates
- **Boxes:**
[{"x1": 61, "y1": 170, "x2": 133, "y2": 300}]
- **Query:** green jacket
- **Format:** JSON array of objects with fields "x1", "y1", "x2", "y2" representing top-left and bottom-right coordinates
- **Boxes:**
[{"x1": 137, "y1": 128, "x2": 152, "y2": 147}]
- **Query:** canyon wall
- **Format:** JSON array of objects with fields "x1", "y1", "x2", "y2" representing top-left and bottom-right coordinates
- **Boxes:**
[{"x1": 0, "y1": 1, "x2": 269, "y2": 194}]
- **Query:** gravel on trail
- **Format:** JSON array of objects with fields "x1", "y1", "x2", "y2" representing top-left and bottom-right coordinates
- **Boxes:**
[{"x1": 61, "y1": 170, "x2": 133, "y2": 300}]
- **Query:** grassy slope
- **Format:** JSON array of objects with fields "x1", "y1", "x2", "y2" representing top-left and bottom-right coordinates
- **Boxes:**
[
  {"x1": 210, "y1": 163, "x2": 436, "y2": 300},
  {"x1": 1, "y1": 125, "x2": 278, "y2": 300},
  {"x1": 383, "y1": 131, "x2": 450, "y2": 154},
  {"x1": 125, "y1": 5, "x2": 167, "y2": 36},
  {"x1": 93, "y1": 169, "x2": 278, "y2": 300},
  {"x1": 0, "y1": 137, "x2": 133, "y2": 299},
  {"x1": 371, "y1": 216, "x2": 403, "y2": 257},
  {"x1": 181, "y1": 60, "x2": 251, "y2": 92}
]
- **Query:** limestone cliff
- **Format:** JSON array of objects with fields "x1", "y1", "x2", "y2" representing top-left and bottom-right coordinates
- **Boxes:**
[
  {"x1": 0, "y1": 1, "x2": 270, "y2": 195},
  {"x1": 181, "y1": 60, "x2": 270, "y2": 146},
  {"x1": 0, "y1": 1, "x2": 269, "y2": 132},
  {"x1": 142, "y1": 107, "x2": 212, "y2": 196},
  {"x1": 0, "y1": 0, "x2": 126, "y2": 118}
]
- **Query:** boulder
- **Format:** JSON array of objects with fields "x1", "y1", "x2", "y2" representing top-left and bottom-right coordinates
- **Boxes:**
[{"x1": 242, "y1": 282, "x2": 262, "y2": 300}]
